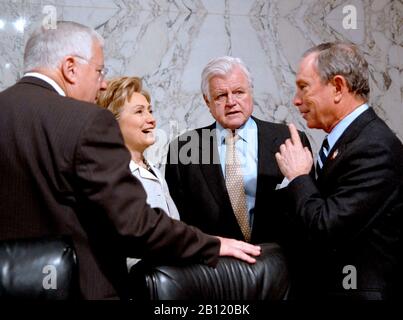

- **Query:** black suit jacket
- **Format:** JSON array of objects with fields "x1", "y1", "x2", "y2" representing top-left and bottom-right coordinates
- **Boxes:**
[
  {"x1": 0, "y1": 77, "x2": 220, "y2": 299},
  {"x1": 287, "y1": 108, "x2": 403, "y2": 299},
  {"x1": 165, "y1": 117, "x2": 312, "y2": 244}
]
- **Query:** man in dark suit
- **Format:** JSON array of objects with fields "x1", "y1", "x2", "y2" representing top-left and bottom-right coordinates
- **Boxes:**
[
  {"x1": 275, "y1": 42, "x2": 403, "y2": 300},
  {"x1": 165, "y1": 56, "x2": 311, "y2": 245},
  {"x1": 0, "y1": 21, "x2": 260, "y2": 300}
]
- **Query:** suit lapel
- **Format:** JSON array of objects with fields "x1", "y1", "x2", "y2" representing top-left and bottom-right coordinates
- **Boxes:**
[
  {"x1": 255, "y1": 118, "x2": 284, "y2": 196},
  {"x1": 198, "y1": 124, "x2": 233, "y2": 212},
  {"x1": 319, "y1": 108, "x2": 377, "y2": 178}
]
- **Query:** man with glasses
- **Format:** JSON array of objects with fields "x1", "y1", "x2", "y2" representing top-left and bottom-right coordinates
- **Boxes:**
[
  {"x1": 0, "y1": 22, "x2": 261, "y2": 299},
  {"x1": 73, "y1": 55, "x2": 109, "y2": 83}
]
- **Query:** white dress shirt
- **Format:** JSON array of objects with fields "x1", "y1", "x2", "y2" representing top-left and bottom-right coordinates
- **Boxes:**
[
  {"x1": 127, "y1": 159, "x2": 180, "y2": 270},
  {"x1": 129, "y1": 160, "x2": 180, "y2": 220},
  {"x1": 24, "y1": 72, "x2": 66, "y2": 96}
]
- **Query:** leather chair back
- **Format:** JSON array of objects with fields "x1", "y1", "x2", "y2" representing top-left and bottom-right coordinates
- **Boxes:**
[
  {"x1": 130, "y1": 242, "x2": 289, "y2": 300},
  {"x1": 0, "y1": 236, "x2": 78, "y2": 299}
]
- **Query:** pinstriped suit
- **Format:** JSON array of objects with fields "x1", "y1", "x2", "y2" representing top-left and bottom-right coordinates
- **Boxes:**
[{"x1": 0, "y1": 76, "x2": 220, "y2": 299}]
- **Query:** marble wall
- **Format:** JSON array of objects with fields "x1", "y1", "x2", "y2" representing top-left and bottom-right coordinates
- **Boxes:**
[{"x1": 0, "y1": 0, "x2": 402, "y2": 166}]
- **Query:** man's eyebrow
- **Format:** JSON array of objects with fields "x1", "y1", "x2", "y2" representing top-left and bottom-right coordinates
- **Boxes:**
[{"x1": 213, "y1": 90, "x2": 228, "y2": 95}]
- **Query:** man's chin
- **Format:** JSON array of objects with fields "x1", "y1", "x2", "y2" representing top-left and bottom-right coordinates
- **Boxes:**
[
  {"x1": 222, "y1": 119, "x2": 246, "y2": 130},
  {"x1": 306, "y1": 121, "x2": 321, "y2": 130}
]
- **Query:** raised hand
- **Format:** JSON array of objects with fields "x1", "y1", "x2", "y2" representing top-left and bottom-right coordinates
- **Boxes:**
[{"x1": 275, "y1": 123, "x2": 313, "y2": 181}]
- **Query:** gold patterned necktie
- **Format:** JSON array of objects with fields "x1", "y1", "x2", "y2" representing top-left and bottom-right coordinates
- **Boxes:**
[{"x1": 225, "y1": 131, "x2": 251, "y2": 242}]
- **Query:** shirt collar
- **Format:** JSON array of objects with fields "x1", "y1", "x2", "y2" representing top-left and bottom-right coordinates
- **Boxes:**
[
  {"x1": 327, "y1": 103, "x2": 369, "y2": 149},
  {"x1": 24, "y1": 72, "x2": 66, "y2": 96},
  {"x1": 129, "y1": 159, "x2": 159, "y2": 181},
  {"x1": 216, "y1": 117, "x2": 256, "y2": 144}
]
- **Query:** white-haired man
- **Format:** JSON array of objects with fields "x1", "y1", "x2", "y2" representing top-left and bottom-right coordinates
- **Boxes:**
[{"x1": 166, "y1": 56, "x2": 312, "y2": 249}]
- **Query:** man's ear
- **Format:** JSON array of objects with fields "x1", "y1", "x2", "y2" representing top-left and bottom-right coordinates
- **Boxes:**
[
  {"x1": 60, "y1": 56, "x2": 78, "y2": 84},
  {"x1": 331, "y1": 75, "x2": 347, "y2": 103}
]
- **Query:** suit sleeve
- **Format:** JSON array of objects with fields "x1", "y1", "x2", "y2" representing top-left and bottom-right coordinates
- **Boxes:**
[
  {"x1": 286, "y1": 138, "x2": 401, "y2": 248},
  {"x1": 73, "y1": 110, "x2": 220, "y2": 265}
]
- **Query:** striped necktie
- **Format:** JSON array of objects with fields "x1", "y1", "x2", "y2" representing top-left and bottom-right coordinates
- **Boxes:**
[{"x1": 316, "y1": 137, "x2": 329, "y2": 177}]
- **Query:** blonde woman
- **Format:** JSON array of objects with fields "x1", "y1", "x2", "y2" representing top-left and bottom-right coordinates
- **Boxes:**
[{"x1": 98, "y1": 77, "x2": 180, "y2": 269}]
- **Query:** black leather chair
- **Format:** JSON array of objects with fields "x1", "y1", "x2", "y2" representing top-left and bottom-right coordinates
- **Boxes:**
[
  {"x1": 0, "y1": 236, "x2": 78, "y2": 299},
  {"x1": 130, "y1": 242, "x2": 289, "y2": 300}
]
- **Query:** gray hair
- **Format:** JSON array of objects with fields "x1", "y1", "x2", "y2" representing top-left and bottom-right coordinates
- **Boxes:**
[
  {"x1": 23, "y1": 21, "x2": 104, "y2": 73},
  {"x1": 201, "y1": 56, "x2": 253, "y2": 101},
  {"x1": 303, "y1": 41, "x2": 369, "y2": 100}
]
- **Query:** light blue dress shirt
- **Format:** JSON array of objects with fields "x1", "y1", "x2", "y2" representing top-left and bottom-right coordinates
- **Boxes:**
[
  {"x1": 215, "y1": 117, "x2": 258, "y2": 227},
  {"x1": 320, "y1": 104, "x2": 369, "y2": 161}
]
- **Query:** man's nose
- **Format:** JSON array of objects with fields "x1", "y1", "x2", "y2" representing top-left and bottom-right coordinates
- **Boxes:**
[
  {"x1": 293, "y1": 92, "x2": 302, "y2": 106},
  {"x1": 99, "y1": 79, "x2": 107, "y2": 91},
  {"x1": 226, "y1": 92, "x2": 236, "y2": 106}
]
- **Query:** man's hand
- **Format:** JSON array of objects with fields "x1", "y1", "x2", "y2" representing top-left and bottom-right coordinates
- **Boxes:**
[
  {"x1": 275, "y1": 123, "x2": 313, "y2": 181},
  {"x1": 217, "y1": 237, "x2": 261, "y2": 264}
]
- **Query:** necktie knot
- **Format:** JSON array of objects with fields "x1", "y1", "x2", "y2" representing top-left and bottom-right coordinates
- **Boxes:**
[
  {"x1": 321, "y1": 137, "x2": 329, "y2": 153},
  {"x1": 225, "y1": 131, "x2": 240, "y2": 167},
  {"x1": 225, "y1": 131, "x2": 239, "y2": 145}
]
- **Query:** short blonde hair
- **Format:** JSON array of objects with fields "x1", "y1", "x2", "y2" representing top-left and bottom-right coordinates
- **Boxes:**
[{"x1": 98, "y1": 76, "x2": 151, "y2": 119}]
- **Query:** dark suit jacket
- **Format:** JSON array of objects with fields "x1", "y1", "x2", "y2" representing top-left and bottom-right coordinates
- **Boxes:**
[
  {"x1": 0, "y1": 77, "x2": 220, "y2": 300},
  {"x1": 287, "y1": 108, "x2": 403, "y2": 300},
  {"x1": 165, "y1": 117, "x2": 312, "y2": 245}
]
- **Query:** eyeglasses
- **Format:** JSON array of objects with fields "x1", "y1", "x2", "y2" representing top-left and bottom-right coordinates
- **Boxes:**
[{"x1": 73, "y1": 55, "x2": 108, "y2": 81}]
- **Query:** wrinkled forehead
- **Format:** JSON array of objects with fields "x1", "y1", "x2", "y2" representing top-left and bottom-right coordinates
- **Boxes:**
[{"x1": 209, "y1": 67, "x2": 250, "y2": 89}]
